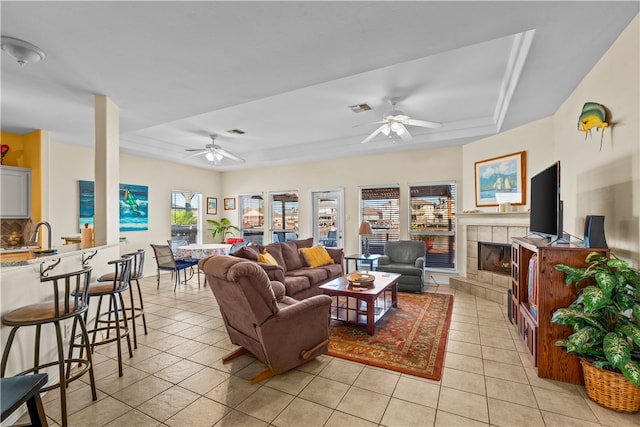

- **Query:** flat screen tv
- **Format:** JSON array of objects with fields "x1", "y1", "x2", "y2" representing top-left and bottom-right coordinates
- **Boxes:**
[{"x1": 529, "y1": 161, "x2": 563, "y2": 241}]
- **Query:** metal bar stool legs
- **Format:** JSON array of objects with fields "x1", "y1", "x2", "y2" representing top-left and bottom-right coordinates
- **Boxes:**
[
  {"x1": 80, "y1": 256, "x2": 134, "y2": 378},
  {"x1": 1, "y1": 267, "x2": 96, "y2": 427},
  {"x1": 96, "y1": 249, "x2": 147, "y2": 349}
]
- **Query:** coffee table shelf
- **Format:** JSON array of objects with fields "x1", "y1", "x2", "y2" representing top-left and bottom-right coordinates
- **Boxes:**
[{"x1": 320, "y1": 271, "x2": 401, "y2": 335}]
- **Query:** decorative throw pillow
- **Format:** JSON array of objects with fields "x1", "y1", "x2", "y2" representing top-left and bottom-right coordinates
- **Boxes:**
[
  {"x1": 299, "y1": 245, "x2": 334, "y2": 268},
  {"x1": 231, "y1": 245, "x2": 259, "y2": 261},
  {"x1": 281, "y1": 240, "x2": 305, "y2": 271},
  {"x1": 293, "y1": 237, "x2": 314, "y2": 249},
  {"x1": 257, "y1": 250, "x2": 278, "y2": 265},
  {"x1": 263, "y1": 243, "x2": 287, "y2": 270}
]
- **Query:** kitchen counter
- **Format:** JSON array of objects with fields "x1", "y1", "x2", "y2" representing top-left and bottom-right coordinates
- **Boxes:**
[
  {"x1": 0, "y1": 243, "x2": 116, "y2": 268},
  {"x1": 1, "y1": 243, "x2": 121, "y2": 381}
]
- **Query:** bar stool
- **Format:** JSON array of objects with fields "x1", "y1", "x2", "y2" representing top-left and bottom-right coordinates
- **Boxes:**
[
  {"x1": 96, "y1": 249, "x2": 147, "y2": 348},
  {"x1": 73, "y1": 256, "x2": 133, "y2": 377},
  {"x1": 1, "y1": 267, "x2": 97, "y2": 427}
]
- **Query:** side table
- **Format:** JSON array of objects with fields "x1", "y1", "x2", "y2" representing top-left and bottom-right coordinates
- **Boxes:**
[{"x1": 344, "y1": 254, "x2": 381, "y2": 273}]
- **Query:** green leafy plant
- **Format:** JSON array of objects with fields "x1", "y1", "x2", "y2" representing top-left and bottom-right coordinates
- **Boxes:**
[
  {"x1": 552, "y1": 252, "x2": 640, "y2": 386},
  {"x1": 206, "y1": 218, "x2": 239, "y2": 243}
]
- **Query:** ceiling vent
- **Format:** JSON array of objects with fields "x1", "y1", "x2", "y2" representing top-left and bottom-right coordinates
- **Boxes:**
[
  {"x1": 348, "y1": 103, "x2": 372, "y2": 113},
  {"x1": 227, "y1": 129, "x2": 246, "y2": 135}
]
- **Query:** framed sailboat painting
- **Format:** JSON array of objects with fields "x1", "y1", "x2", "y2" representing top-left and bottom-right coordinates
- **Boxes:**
[{"x1": 474, "y1": 151, "x2": 526, "y2": 207}]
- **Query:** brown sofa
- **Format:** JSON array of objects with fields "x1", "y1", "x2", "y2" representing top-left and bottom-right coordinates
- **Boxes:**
[{"x1": 230, "y1": 237, "x2": 344, "y2": 300}]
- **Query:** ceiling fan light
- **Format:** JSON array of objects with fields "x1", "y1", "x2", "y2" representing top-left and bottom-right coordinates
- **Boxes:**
[
  {"x1": 214, "y1": 152, "x2": 224, "y2": 162},
  {"x1": 390, "y1": 121, "x2": 402, "y2": 133},
  {"x1": 381, "y1": 124, "x2": 391, "y2": 136},
  {"x1": 205, "y1": 151, "x2": 215, "y2": 161},
  {"x1": 395, "y1": 124, "x2": 407, "y2": 136}
]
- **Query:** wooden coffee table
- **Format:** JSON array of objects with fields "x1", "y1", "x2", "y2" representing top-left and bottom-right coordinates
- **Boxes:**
[{"x1": 319, "y1": 271, "x2": 401, "y2": 335}]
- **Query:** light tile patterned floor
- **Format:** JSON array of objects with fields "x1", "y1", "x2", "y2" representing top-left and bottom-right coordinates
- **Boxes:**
[{"x1": 23, "y1": 275, "x2": 640, "y2": 427}]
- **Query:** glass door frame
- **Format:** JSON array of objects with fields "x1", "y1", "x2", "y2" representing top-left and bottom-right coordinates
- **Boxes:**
[{"x1": 311, "y1": 188, "x2": 344, "y2": 249}]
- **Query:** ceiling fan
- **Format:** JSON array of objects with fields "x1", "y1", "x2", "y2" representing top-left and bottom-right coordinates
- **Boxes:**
[
  {"x1": 185, "y1": 135, "x2": 244, "y2": 164},
  {"x1": 361, "y1": 99, "x2": 442, "y2": 144}
]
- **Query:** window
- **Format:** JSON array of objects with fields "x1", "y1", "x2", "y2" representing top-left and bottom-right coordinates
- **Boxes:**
[
  {"x1": 170, "y1": 191, "x2": 201, "y2": 244},
  {"x1": 238, "y1": 193, "x2": 265, "y2": 245},
  {"x1": 359, "y1": 186, "x2": 400, "y2": 254},
  {"x1": 409, "y1": 182, "x2": 456, "y2": 270},
  {"x1": 269, "y1": 192, "x2": 299, "y2": 242}
]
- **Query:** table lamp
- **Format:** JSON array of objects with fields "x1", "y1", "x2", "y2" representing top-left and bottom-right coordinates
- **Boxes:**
[{"x1": 358, "y1": 221, "x2": 373, "y2": 257}]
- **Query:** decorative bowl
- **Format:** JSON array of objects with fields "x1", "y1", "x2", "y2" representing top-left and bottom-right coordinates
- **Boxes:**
[{"x1": 347, "y1": 272, "x2": 375, "y2": 287}]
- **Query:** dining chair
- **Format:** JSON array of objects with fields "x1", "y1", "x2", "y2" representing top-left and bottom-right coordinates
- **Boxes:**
[
  {"x1": 150, "y1": 244, "x2": 198, "y2": 291},
  {"x1": 167, "y1": 239, "x2": 188, "y2": 257}
]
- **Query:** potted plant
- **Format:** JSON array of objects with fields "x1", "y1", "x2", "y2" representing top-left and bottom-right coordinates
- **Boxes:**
[
  {"x1": 552, "y1": 252, "x2": 640, "y2": 412},
  {"x1": 206, "y1": 218, "x2": 239, "y2": 243}
]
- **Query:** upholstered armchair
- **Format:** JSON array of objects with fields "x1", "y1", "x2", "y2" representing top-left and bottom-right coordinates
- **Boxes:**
[
  {"x1": 375, "y1": 240, "x2": 425, "y2": 293},
  {"x1": 202, "y1": 255, "x2": 332, "y2": 383}
]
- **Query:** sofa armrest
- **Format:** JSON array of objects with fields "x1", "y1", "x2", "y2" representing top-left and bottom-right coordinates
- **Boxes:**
[
  {"x1": 377, "y1": 255, "x2": 391, "y2": 265},
  {"x1": 275, "y1": 294, "x2": 332, "y2": 320},
  {"x1": 270, "y1": 280, "x2": 286, "y2": 300},
  {"x1": 326, "y1": 248, "x2": 344, "y2": 265},
  {"x1": 415, "y1": 257, "x2": 425, "y2": 269}
]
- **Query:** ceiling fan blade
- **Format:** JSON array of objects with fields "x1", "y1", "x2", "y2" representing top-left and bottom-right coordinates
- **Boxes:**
[
  {"x1": 402, "y1": 118, "x2": 443, "y2": 128},
  {"x1": 216, "y1": 148, "x2": 245, "y2": 163},
  {"x1": 185, "y1": 150, "x2": 207, "y2": 158},
  {"x1": 361, "y1": 124, "x2": 387, "y2": 144},
  {"x1": 185, "y1": 148, "x2": 205, "y2": 152}
]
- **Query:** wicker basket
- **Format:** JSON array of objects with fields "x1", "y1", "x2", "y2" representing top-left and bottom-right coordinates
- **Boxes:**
[{"x1": 581, "y1": 359, "x2": 640, "y2": 413}]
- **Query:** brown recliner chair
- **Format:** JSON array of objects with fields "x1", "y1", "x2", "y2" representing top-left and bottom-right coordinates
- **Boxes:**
[{"x1": 203, "y1": 255, "x2": 332, "y2": 383}]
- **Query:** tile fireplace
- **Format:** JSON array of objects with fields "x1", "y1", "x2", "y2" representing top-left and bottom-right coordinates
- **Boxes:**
[{"x1": 451, "y1": 212, "x2": 529, "y2": 304}]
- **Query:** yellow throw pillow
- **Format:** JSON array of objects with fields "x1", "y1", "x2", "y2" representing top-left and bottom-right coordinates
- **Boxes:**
[
  {"x1": 299, "y1": 245, "x2": 334, "y2": 268},
  {"x1": 257, "y1": 251, "x2": 278, "y2": 265}
]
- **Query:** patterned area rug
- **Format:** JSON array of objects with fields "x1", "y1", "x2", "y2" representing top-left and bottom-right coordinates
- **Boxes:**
[{"x1": 327, "y1": 292, "x2": 454, "y2": 381}]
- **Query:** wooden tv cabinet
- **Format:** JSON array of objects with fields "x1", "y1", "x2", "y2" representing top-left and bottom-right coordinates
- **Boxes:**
[{"x1": 509, "y1": 237, "x2": 608, "y2": 385}]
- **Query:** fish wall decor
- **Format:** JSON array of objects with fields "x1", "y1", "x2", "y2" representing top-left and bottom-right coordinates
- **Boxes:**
[{"x1": 578, "y1": 102, "x2": 609, "y2": 149}]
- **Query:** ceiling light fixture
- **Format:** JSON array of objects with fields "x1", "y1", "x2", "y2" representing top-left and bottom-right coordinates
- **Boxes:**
[
  {"x1": 1, "y1": 36, "x2": 46, "y2": 66},
  {"x1": 205, "y1": 151, "x2": 215, "y2": 161}
]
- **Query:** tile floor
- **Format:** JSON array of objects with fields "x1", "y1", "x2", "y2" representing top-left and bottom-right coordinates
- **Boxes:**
[{"x1": 20, "y1": 274, "x2": 640, "y2": 427}]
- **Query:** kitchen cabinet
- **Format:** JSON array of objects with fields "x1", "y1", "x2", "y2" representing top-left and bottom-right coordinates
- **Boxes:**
[{"x1": 0, "y1": 166, "x2": 31, "y2": 218}]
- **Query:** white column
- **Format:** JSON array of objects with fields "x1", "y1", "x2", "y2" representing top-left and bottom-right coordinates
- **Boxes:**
[
  {"x1": 39, "y1": 130, "x2": 50, "y2": 222},
  {"x1": 94, "y1": 95, "x2": 119, "y2": 246}
]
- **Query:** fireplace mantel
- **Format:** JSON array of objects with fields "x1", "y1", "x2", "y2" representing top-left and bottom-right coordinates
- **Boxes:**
[{"x1": 458, "y1": 211, "x2": 530, "y2": 225}]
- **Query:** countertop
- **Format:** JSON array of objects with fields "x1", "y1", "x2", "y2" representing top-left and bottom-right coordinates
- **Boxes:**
[{"x1": 0, "y1": 243, "x2": 117, "y2": 268}]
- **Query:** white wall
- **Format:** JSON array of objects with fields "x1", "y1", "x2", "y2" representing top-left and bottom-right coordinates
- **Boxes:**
[
  {"x1": 49, "y1": 142, "x2": 223, "y2": 276},
  {"x1": 45, "y1": 16, "x2": 638, "y2": 272},
  {"x1": 462, "y1": 15, "x2": 639, "y2": 266},
  {"x1": 222, "y1": 145, "x2": 463, "y2": 257},
  {"x1": 461, "y1": 117, "x2": 555, "y2": 213},
  {"x1": 553, "y1": 15, "x2": 639, "y2": 264}
]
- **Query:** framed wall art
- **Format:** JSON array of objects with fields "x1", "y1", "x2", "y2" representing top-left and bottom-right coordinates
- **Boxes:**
[
  {"x1": 78, "y1": 180, "x2": 149, "y2": 231},
  {"x1": 474, "y1": 151, "x2": 526, "y2": 207},
  {"x1": 224, "y1": 197, "x2": 236, "y2": 210},
  {"x1": 207, "y1": 197, "x2": 217, "y2": 215}
]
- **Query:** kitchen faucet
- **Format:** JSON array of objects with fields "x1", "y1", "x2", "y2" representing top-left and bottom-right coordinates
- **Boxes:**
[{"x1": 32, "y1": 221, "x2": 52, "y2": 251}]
